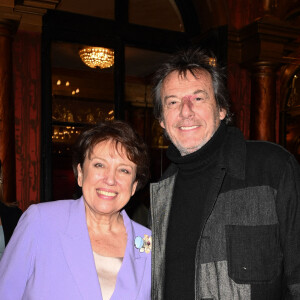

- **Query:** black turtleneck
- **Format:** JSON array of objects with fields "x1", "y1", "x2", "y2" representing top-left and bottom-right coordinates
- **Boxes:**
[{"x1": 164, "y1": 122, "x2": 226, "y2": 300}]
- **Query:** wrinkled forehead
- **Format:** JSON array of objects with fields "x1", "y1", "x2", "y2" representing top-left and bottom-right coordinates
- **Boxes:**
[
  {"x1": 161, "y1": 69, "x2": 213, "y2": 97},
  {"x1": 166, "y1": 69, "x2": 212, "y2": 83},
  {"x1": 163, "y1": 69, "x2": 212, "y2": 89}
]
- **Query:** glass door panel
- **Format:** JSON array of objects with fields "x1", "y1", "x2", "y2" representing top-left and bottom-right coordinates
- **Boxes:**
[{"x1": 51, "y1": 41, "x2": 115, "y2": 200}]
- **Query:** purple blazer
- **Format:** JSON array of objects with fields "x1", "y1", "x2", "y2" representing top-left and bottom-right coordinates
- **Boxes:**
[{"x1": 0, "y1": 197, "x2": 151, "y2": 299}]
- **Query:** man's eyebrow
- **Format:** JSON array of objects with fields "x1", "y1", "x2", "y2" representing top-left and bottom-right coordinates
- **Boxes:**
[
  {"x1": 193, "y1": 89, "x2": 208, "y2": 97},
  {"x1": 163, "y1": 90, "x2": 209, "y2": 102},
  {"x1": 163, "y1": 95, "x2": 177, "y2": 102}
]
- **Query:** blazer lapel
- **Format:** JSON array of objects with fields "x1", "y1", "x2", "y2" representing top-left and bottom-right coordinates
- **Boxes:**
[
  {"x1": 111, "y1": 210, "x2": 147, "y2": 300},
  {"x1": 60, "y1": 197, "x2": 102, "y2": 300},
  {"x1": 150, "y1": 174, "x2": 176, "y2": 299}
]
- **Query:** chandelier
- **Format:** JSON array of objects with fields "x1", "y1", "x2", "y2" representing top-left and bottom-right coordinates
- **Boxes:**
[{"x1": 79, "y1": 47, "x2": 114, "y2": 69}]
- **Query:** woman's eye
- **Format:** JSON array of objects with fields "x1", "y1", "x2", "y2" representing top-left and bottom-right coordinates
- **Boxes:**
[
  {"x1": 120, "y1": 168, "x2": 130, "y2": 174},
  {"x1": 94, "y1": 163, "x2": 103, "y2": 168},
  {"x1": 195, "y1": 97, "x2": 202, "y2": 101}
]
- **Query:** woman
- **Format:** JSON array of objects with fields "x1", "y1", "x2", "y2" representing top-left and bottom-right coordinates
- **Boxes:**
[
  {"x1": 0, "y1": 161, "x2": 23, "y2": 259},
  {"x1": 0, "y1": 121, "x2": 151, "y2": 300}
]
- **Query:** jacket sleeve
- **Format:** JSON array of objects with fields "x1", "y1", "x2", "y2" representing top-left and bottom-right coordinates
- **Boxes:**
[
  {"x1": 0, "y1": 205, "x2": 39, "y2": 300},
  {"x1": 276, "y1": 155, "x2": 300, "y2": 298}
]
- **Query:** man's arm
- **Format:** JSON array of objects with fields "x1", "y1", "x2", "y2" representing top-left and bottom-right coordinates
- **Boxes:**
[{"x1": 276, "y1": 155, "x2": 300, "y2": 298}]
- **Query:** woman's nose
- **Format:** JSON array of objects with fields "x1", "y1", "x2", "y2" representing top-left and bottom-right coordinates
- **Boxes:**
[{"x1": 103, "y1": 168, "x2": 116, "y2": 185}]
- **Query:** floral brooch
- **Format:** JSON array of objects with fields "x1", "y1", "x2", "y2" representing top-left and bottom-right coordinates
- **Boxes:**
[{"x1": 134, "y1": 234, "x2": 152, "y2": 254}]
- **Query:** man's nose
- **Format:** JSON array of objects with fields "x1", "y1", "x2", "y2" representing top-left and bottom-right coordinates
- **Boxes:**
[{"x1": 179, "y1": 98, "x2": 195, "y2": 118}]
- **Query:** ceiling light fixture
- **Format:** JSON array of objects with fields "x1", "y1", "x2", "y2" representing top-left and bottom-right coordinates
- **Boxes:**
[{"x1": 79, "y1": 47, "x2": 114, "y2": 69}]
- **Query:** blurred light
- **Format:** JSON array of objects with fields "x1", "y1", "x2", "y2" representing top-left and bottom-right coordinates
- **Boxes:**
[{"x1": 79, "y1": 47, "x2": 114, "y2": 69}]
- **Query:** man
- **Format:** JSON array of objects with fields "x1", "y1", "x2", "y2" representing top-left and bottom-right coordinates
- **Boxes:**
[{"x1": 150, "y1": 47, "x2": 300, "y2": 299}]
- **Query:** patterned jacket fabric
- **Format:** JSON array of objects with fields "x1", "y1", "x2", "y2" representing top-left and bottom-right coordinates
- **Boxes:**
[{"x1": 150, "y1": 125, "x2": 300, "y2": 300}]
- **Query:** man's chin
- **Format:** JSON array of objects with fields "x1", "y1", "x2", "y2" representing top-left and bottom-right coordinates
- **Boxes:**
[{"x1": 177, "y1": 143, "x2": 204, "y2": 156}]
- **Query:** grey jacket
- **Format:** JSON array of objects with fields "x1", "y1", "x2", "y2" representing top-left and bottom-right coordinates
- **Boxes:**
[{"x1": 150, "y1": 126, "x2": 300, "y2": 300}]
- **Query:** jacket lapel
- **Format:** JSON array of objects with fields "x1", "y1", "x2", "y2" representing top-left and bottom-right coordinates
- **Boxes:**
[
  {"x1": 111, "y1": 210, "x2": 147, "y2": 300},
  {"x1": 150, "y1": 174, "x2": 177, "y2": 300},
  {"x1": 60, "y1": 197, "x2": 102, "y2": 300}
]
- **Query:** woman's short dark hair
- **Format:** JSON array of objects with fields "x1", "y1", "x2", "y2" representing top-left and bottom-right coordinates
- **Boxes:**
[
  {"x1": 152, "y1": 47, "x2": 233, "y2": 124},
  {"x1": 72, "y1": 120, "x2": 150, "y2": 191}
]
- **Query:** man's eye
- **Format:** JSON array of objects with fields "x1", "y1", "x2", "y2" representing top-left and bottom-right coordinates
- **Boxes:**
[
  {"x1": 166, "y1": 100, "x2": 180, "y2": 108},
  {"x1": 195, "y1": 97, "x2": 203, "y2": 101},
  {"x1": 95, "y1": 163, "x2": 103, "y2": 168}
]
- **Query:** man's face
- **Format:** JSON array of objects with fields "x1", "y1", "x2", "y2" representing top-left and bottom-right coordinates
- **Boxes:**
[{"x1": 160, "y1": 70, "x2": 226, "y2": 155}]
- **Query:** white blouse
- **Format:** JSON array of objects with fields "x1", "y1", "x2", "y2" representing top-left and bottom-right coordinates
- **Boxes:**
[{"x1": 93, "y1": 251, "x2": 123, "y2": 300}]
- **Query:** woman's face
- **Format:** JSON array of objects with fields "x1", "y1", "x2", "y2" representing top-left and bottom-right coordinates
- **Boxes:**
[{"x1": 77, "y1": 140, "x2": 138, "y2": 217}]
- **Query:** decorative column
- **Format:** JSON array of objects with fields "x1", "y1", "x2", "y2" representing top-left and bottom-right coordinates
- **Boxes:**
[
  {"x1": 250, "y1": 62, "x2": 277, "y2": 141},
  {"x1": 228, "y1": 15, "x2": 300, "y2": 142},
  {"x1": 0, "y1": 19, "x2": 17, "y2": 203}
]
